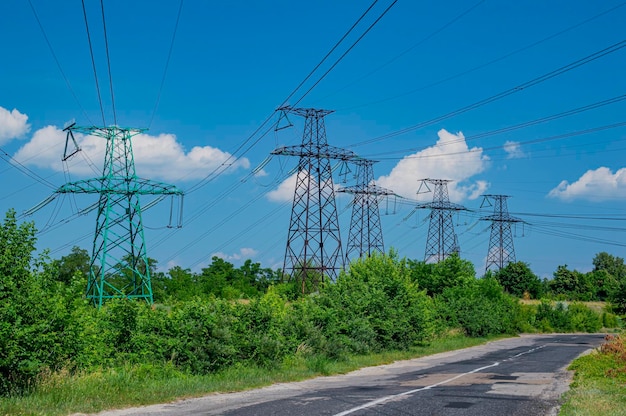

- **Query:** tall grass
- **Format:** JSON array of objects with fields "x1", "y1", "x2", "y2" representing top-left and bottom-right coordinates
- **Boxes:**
[
  {"x1": 560, "y1": 333, "x2": 626, "y2": 416},
  {"x1": 0, "y1": 334, "x2": 498, "y2": 416}
]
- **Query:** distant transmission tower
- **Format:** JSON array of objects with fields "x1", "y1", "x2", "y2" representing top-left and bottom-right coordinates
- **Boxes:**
[
  {"x1": 271, "y1": 107, "x2": 356, "y2": 292},
  {"x1": 480, "y1": 194, "x2": 523, "y2": 272},
  {"x1": 418, "y1": 179, "x2": 466, "y2": 263},
  {"x1": 338, "y1": 158, "x2": 394, "y2": 262},
  {"x1": 29, "y1": 124, "x2": 183, "y2": 306}
]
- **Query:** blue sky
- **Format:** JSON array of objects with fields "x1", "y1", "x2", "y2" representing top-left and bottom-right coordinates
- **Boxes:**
[{"x1": 1, "y1": 0, "x2": 625, "y2": 278}]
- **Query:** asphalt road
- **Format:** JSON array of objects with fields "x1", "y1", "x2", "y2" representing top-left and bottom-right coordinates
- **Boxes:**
[{"x1": 97, "y1": 334, "x2": 605, "y2": 416}]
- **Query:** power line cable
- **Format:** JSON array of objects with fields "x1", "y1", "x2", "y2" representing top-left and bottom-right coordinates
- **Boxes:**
[
  {"x1": 291, "y1": 0, "x2": 398, "y2": 108},
  {"x1": 322, "y1": 0, "x2": 485, "y2": 102},
  {"x1": 364, "y1": 93, "x2": 626, "y2": 158},
  {"x1": 0, "y1": 147, "x2": 56, "y2": 189},
  {"x1": 100, "y1": 0, "x2": 117, "y2": 126},
  {"x1": 184, "y1": 0, "x2": 388, "y2": 194},
  {"x1": 283, "y1": 0, "x2": 381, "y2": 107},
  {"x1": 27, "y1": 0, "x2": 94, "y2": 125},
  {"x1": 81, "y1": 0, "x2": 106, "y2": 125},
  {"x1": 370, "y1": 120, "x2": 626, "y2": 161},
  {"x1": 348, "y1": 39, "x2": 626, "y2": 149},
  {"x1": 149, "y1": 0, "x2": 184, "y2": 130},
  {"x1": 339, "y1": 1, "x2": 626, "y2": 112}
]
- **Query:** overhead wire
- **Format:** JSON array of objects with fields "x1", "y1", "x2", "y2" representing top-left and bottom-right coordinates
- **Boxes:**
[
  {"x1": 100, "y1": 0, "x2": 117, "y2": 126},
  {"x1": 149, "y1": 0, "x2": 184, "y2": 130},
  {"x1": 348, "y1": 39, "x2": 626, "y2": 148},
  {"x1": 27, "y1": 0, "x2": 94, "y2": 125},
  {"x1": 183, "y1": 0, "x2": 389, "y2": 194},
  {"x1": 362, "y1": 93, "x2": 626, "y2": 158},
  {"x1": 151, "y1": 0, "x2": 399, "y2": 254},
  {"x1": 370, "y1": 120, "x2": 626, "y2": 162},
  {"x1": 0, "y1": 147, "x2": 57, "y2": 189},
  {"x1": 81, "y1": 0, "x2": 106, "y2": 125},
  {"x1": 339, "y1": 1, "x2": 626, "y2": 112},
  {"x1": 321, "y1": 0, "x2": 485, "y2": 102},
  {"x1": 290, "y1": 0, "x2": 398, "y2": 109}
]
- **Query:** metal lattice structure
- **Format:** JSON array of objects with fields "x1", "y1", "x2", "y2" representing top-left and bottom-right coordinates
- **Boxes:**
[
  {"x1": 481, "y1": 194, "x2": 523, "y2": 272},
  {"x1": 419, "y1": 179, "x2": 466, "y2": 263},
  {"x1": 30, "y1": 125, "x2": 183, "y2": 306},
  {"x1": 338, "y1": 158, "x2": 394, "y2": 262},
  {"x1": 271, "y1": 107, "x2": 356, "y2": 291}
]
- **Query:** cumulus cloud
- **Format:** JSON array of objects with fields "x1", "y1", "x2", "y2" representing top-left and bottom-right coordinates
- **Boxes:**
[
  {"x1": 267, "y1": 170, "x2": 344, "y2": 204},
  {"x1": 376, "y1": 129, "x2": 490, "y2": 202},
  {"x1": 12, "y1": 125, "x2": 249, "y2": 181},
  {"x1": 211, "y1": 247, "x2": 259, "y2": 261},
  {"x1": 267, "y1": 172, "x2": 298, "y2": 202},
  {"x1": 548, "y1": 167, "x2": 626, "y2": 201},
  {"x1": 0, "y1": 106, "x2": 30, "y2": 144},
  {"x1": 503, "y1": 140, "x2": 526, "y2": 159}
]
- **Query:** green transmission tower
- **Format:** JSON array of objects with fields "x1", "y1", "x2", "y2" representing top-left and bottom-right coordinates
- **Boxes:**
[{"x1": 30, "y1": 124, "x2": 183, "y2": 306}]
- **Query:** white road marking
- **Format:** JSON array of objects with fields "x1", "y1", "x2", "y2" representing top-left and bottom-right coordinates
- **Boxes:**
[{"x1": 333, "y1": 344, "x2": 547, "y2": 416}]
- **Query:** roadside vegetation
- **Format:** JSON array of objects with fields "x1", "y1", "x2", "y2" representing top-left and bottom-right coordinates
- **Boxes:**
[
  {"x1": 0, "y1": 209, "x2": 624, "y2": 414},
  {"x1": 560, "y1": 333, "x2": 626, "y2": 416}
]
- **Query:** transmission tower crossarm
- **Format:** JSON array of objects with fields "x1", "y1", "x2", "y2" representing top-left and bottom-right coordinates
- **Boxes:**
[
  {"x1": 56, "y1": 178, "x2": 182, "y2": 195},
  {"x1": 68, "y1": 125, "x2": 147, "y2": 136},
  {"x1": 277, "y1": 106, "x2": 334, "y2": 118},
  {"x1": 271, "y1": 144, "x2": 358, "y2": 161},
  {"x1": 416, "y1": 201, "x2": 468, "y2": 211},
  {"x1": 338, "y1": 184, "x2": 395, "y2": 196}
]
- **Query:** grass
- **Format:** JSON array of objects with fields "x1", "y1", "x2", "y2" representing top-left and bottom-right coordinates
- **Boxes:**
[
  {"x1": 519, "y1": 299, "x2": 608, "y2": 314},
  {"x1": 0, "y1": 334, "x2": 502, "y2": 416},
  {"x1": 559, "y1": 333, "x2": 626, "y2": 416}
]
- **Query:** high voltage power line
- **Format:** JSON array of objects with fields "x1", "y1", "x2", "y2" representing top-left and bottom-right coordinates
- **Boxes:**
[
  {"x1": 135, "y1": 0, "x2": 400, "y2": 259},
  {"x1": 347, "y1": 40, "x2": 626, "y2": 148},
  {"x1": 13, "y1": 2, "x2": 626, "y2": 276},
  {"x1": 183, "y1": 0, "x2": 397, "y2": 194},
  {"x1": 337, "y1": 1, "x2": 626, "y2": 112},
  {"x1": 362, "y1": 93, "x2": 626, "y2": 158}
]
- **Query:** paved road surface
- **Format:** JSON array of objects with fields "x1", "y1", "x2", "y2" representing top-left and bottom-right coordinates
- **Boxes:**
[{"x1": 97, "y1": 334, "x2": 605, "y2": 416}]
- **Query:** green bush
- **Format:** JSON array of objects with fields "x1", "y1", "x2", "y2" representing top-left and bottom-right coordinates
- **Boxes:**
[
  {"x1": 319, "y1": 252, "x2": 436, "y2": 353},
  {"x1": 436, "y1": 276, "x2": 519, "y2": 337},
  {"x1": 568, "y1": 303, "x2": 602, "y2": 332}
]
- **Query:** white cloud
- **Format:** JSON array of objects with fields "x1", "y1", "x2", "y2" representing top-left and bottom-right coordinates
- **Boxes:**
[
  {"x1": 0, "y1": 107, "x2": 30, "y2": 144},
  {"x1": 503, "y1": 140, "x2": 526, "y2": 159},
  {"x1": 377, "y1": 129, "x2": 490, "y2": 202},
  {"x1": 548, "y1": 167, "x2": 626, "y2": 201},
  {"x1": 267, "y1": 172, "x2": 298, "y2": 202},
  {"x1": 12, "y1": 126, "x2": 249, "y2": 181},
  {"x1": 211, "y1": 247, "x2": 259, "y2": 261},
  {"x1": 267, "y1": 170, "x2": 343, "y2": 204}
]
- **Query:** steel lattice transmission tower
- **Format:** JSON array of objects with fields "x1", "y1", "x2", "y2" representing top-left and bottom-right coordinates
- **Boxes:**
[
  {"x1": 338, "y1": 158, "x2": 394, "y2": 262},
  {"x1": 480, "y1": 194, "x2": 523, "y2": 273},
  {"x1": 31, "y1": 125, "x2": 183, "y2": 306},
  {"x1": 418, "y1": 179, "x2": 467, "y2": 263},
  {"x1": 271, "y1": 107, "x2": 356, "y2": 291}
]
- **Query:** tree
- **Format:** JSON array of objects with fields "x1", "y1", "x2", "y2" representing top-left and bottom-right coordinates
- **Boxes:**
[
  {"x1": 493, "y1": 261, "x2": 542, "y2": 299},
  {"x1": 56, "y1": 246, "x2": 90, "y2": 284},
  {"x1": 416, "y1": 254, "x2": 475, "y2": 296},
  {"x1": 0, "y1": 210, "x2": 81, "y2": 395},
  {"x1": 550, "y1": 265, "x2": 593, "y2": 301},
  {"x1": 586, "y1": 269, "x2": 619, "y2": 301},
  {"x1": 592, "y1": 252, "x2": 626, "y2": 280}
]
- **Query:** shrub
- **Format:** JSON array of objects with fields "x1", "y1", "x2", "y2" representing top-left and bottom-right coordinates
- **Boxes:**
[
  {"x1": 436, "y1": 276, "x2": 519, "y2": 337},
  {"x1": 319, "y1": 252, "x2": 436, "y2": 353}
]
